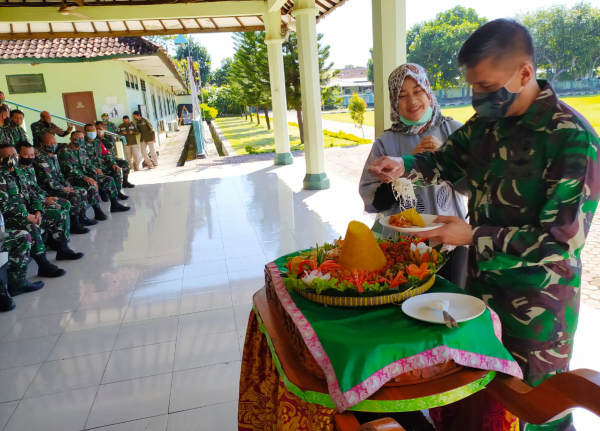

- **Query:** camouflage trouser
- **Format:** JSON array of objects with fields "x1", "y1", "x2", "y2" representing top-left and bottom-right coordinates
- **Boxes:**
[
  {"x1": 102, "y1": 165, "x2": 123, "y2": 192},
  {"x1": 468, "y1": 259, "x2": 580, "y2": 431},
  {"x1": 71, "y1": 180, "x2": 101, "y2": 207},
  {"x1": 93, "y1": 174, "x2": 118, "y2": 200},
  {"x1": 1, "y1": 229, "x2": 32, "y2": 286},
  {"x1": 54, "y1": 187, "x2": 87, "y2": 215},
  {"x1": 43, "y1": 200, "x2": 71, "y2": 242},
  {"x1": 115, "y1": 158, "x2": 130, "y2": 176}
]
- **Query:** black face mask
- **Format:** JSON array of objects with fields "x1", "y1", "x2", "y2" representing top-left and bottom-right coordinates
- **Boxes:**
[{"x1": 19, "y1": 157, "x2": 34, "y2": 166}]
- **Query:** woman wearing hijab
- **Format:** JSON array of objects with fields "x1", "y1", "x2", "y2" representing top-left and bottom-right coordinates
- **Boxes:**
[{"x1": 359, "y1": 63, "x2": 468, "y2": 287}]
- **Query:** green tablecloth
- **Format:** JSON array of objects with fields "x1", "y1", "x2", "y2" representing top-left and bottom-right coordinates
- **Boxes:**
[{"x1": 270, "y1": 255, "x2": 523, "y2": 411}]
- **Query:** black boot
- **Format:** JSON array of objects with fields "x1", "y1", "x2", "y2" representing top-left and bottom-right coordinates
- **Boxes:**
[
  {"x1": 32, "y1": 253, "x2": 66, "y2": 278},
  {"x1": 70, "y1": 215, "x2": 90, "y2": 234},
  {"x1": 123, "y1": 172, "x2": 135, "y2": 188},
  {"x1": 117, "y1": 191, "x2": 129, "y2": 200},
  {"x1": 80, "y1": 209, "x2": 98, "y2": 226},
  {"x1": 110, "y1": 198, "x2": 130, "y2": 213},
  {"x1": 55, "y1": 239, "x2": 84, "y2": 261},
  {"x1": 8, "y1": 271, "x2": 45, "y2": 296},
  {"x1": 93, "y1": 204, "x2": 108, "y2": 221},
  {"x1": 0, "y1": 280, "x2": 15, "y2": 312},
  {"x1": 99, "y1": 189, "x2": 109, "y2": 202}
]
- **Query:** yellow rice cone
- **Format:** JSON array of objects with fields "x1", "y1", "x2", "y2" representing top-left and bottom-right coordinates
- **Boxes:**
[{"x1": 338, "y1": 221, "x2": 387, "y2": 271}]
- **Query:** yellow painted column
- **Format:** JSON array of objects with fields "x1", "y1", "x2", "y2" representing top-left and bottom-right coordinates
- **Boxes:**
[
  {"x1": 372, "y1": 0, "x2": 407, "y2": 137},
  {"x1": 264, "y1": 9, "x2": 293, "y2": 165},
  {"x1": 293, "y1": 0, "x2": 330, "y2": 190}
]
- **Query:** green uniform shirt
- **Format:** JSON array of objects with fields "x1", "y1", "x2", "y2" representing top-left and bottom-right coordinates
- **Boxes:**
[
  {"x1": 116, "y1": 122, "x2": 140, "y2": 146},
  {"x1": 134, "y1": 117, "x2": 155, "y2": 142},
  {"x1": 34, "y1": 148, "x2": 71, "y2": 193},
  {"x1": 58, "y1": 145, "x2": 96, "y2": 183},
  {"x1": 402, "y1": 81, "x2": 600, "y2": 374},
  {"x1": 30, "y1": 120, "x2": 69, "y2": 147},
  {"x1": 4, "y1": 122, "x2": 29, "y2": 146}
]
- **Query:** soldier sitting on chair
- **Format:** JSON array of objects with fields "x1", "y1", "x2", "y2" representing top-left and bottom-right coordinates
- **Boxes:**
[{"x1": 95, "y1": 121, "x2": 134, "y2": 188}]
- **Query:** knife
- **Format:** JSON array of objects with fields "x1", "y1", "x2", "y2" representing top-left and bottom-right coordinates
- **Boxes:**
[{"x1": 431, "y1": 299, "x2": 459, "y2": 328}]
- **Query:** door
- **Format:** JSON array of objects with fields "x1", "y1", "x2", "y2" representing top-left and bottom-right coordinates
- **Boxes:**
[{"x1": 62, "y1": 91, "x2": 97, "y2": 130}]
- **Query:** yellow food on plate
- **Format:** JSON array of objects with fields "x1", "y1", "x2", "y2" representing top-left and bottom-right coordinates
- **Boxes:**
[
  {"x1": 389, "y1": 208, "x2": 426, "y2": 228},
  {"x1": 338, "y1": 221, "x2": 387, "y2": 271}
]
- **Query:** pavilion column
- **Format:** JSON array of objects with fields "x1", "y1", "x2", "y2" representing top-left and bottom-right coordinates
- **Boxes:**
[
  {"x1": 292, "y1": 0, "x2": 330, "y2": 190},
  {"x1": 264, "y1": 9, "x2": 293, "y2": 165},
  {"x1": 372, "y1": 0, "x2": 407, "y2": 137}
]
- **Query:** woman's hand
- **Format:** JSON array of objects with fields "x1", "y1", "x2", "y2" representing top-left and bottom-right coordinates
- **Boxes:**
[
  {"x1": 368, "y1": 157, "x2": 405, "y2": 183},
  {"x1": 419, "y1": 216, "x2": 473, "y2": 246},
  {"x1": 412, "y1": 136, "x2": 442, "y2": 155}
]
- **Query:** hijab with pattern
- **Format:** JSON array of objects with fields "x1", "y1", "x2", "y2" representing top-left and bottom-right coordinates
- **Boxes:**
[{"x1": 388, "y1": 63, "x2": 447, "y2": 135}]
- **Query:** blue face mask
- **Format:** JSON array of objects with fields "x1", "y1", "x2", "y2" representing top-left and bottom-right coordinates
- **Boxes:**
[
  {"x1": 471, "y1": 71, "x2": 522, "y2": 118},
  {"x1": 86, "y1": 132, "x2": 97, "y2": 140},
  {"x1": 399, "y1": 107, "x2": 433, "y2": 126}
]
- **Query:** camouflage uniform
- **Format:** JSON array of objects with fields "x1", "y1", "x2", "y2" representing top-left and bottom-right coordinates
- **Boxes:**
[
  {"x1": 18, "y1": 164, "x2": 71, "y2": 241},
  {"x1": 100, "y1": 134, "x2": 130, "y2": 175},
  {"x1": 4, "y1": 121, "x2": 29, "y2": 146},
  {"x1": 34, "y1": 147, "x2": 89, "y2": 214},
  {"x1": 0, "y1": 165, "x2": 69, "y2": 255},
  {"x1": 1, "y1": 229, "x2": 32, "y2": 291},
  {"x1": 83, "y1": 138, "x2": 123, "y2": 191},
  {"x1": 30, "y1": 120, "x2": 69, "y2": 148},
  {"x1": 58, "y1": 144, "x2": 117, "y2": 201},
  {"x1": 402, "y1": 81, "x2": 600, "y2": 431}
]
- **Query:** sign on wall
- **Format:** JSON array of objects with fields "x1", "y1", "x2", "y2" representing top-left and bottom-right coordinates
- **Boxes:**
[{"x1": 102, "y1": 96, "x2": 124, "y2": 120}]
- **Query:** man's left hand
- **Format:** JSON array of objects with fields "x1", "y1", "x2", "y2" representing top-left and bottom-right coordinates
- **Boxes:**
[
  {"x1": 112, "y1": 164, "x2": 121, "y2": 172},
  {"x1": 95, "y1": 168, "x2": 103, "y2": 175},
  {"x1": 45, "y1": 197, "x2": 57, "y2": 204},
  {"x1": 419, "y1": 215, "x2": 474, "y2": 246}
]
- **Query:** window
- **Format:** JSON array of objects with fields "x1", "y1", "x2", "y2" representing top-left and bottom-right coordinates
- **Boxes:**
[
  {"x1": 140, "y1": 79, "x2": 146, "y2": 92},
  {"x1": 125, "y1": 72, "x2": 130, "y2": 88},
  {"x1": 134, "y1": 76, "x2": 139, "y2": 90},
  {"x1": 6, "y1": 74, "x2": 46, "y2": 94}
]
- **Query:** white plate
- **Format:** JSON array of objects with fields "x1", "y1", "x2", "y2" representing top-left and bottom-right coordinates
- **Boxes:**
[
  {"x1": 379, "y1": 213, "x2": 444, "y2": 233},
  {"x1": 401, "y1": 292, "x2": 486, "y2": 325}
]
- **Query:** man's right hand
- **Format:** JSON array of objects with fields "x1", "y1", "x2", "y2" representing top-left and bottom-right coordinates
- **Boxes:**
[
  {"x1": 26, "y1": 214, "x2": 38, "y2": 225},
  {"x1": 368, "y1": 157, "x2": 405, "y2": 183},
  {"x1": 83, "y1": 176, "x2": 98, "y2": 188}
]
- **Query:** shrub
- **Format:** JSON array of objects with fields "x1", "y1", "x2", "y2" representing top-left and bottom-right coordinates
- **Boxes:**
[
  {"x1": 200, "y1": 103, "x2": 218, "y2": 122},
  {"x1": 348, "y1": 93, "x2": 367, "y2": 132}
]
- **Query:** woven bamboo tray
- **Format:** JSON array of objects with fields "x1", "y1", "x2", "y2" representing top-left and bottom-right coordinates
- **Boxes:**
[{"x1": 292, "y1": 275, "x2": 436, "y2": 307}]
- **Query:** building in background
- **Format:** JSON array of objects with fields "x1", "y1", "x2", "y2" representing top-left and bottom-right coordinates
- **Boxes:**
[
  {"x1": 328, "y1": 66, "x2": 374, "y2": 107},
  {"x1": 0, "y1": 37, "x2": 186, "y2": 144}
]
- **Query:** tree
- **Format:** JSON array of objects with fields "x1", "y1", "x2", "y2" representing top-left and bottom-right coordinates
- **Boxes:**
[
  {"x1": 521, "y1": 4, "x2": 600, "y2": 82},
  {"x1": 211, "y1": 57, "x2": 233, "y2": 86},
  {"x1": 348, "y1": 93, "x2": 367, "y2": 136},
  {"x1": 407, "y1": 6, "x2": 487, "y2": 89},
  {"x1": 282, "y1": 32, "x2": 337, "y2": 143},
  {"x1": 367, "y1": 48, "x2": 374, "y2": 83},
  {"x1": 176, "y1": 39, "x2": 212, "y2": 86}
]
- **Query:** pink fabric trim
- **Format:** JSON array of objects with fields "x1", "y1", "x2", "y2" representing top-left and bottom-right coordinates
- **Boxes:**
[{"x1": 267, "y1": 263, "x2": 523, "y2": 412}]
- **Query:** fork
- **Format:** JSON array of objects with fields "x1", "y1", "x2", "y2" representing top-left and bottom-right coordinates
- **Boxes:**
[{"x1": 431, "y1": 299, "x2": 459, "y2": 328}]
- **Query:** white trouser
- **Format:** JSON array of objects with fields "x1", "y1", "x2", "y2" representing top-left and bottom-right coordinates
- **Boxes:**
[
  {"x1": 123, "y1": 145, "x2": 142, "y2": 171},
  {"x1": 140, "y1": 140, "x2": 158, "y2": 166}
]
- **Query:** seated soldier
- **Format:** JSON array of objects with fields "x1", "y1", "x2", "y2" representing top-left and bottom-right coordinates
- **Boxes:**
[
  {"x1": 0, "y1": 105, "x2": 10, "y2": 145},
  {"x1": 58, "y1": 131, "x2": 129, "y2": 215},
  {"x1": 0, "y1": 228, "x2": 45, "y2": 312},
  {"x1": 14, "y1": 143, "x2": 83, "y2": 261},
  {"x1": 35, "y1": 132, "x2": 99, "y2": 226},
  {"x1": 5, "y1": 110, "x2": 30, "y2": 147},
  {"x1": 30, "y1": 111, "x2": 74, "y2": 148},
  {"x1": 95, "y1": 121, "x2": 134, "y2": 188},
  {"x1": 0, "y1": 143, "x2": 66, "y2": 277},
  {"x1": 83, "y1": 123, "x2": 128, "y2": 201}
]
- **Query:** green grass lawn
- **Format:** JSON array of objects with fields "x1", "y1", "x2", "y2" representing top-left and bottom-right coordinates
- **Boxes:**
[
  {"x1": 322, "y1": 94, "x2": 600, "y2": 133},
  {"x1": 214, "y1": 116, "x2": 369, "y2": 155}
]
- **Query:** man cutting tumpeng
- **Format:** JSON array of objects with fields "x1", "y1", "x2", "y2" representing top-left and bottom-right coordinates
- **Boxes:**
[{"x1": 368, "y1": 19, "x2": 599, "y2": 431}]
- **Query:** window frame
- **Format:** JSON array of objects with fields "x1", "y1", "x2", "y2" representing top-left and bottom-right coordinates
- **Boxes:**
[{"x1": 6, "y1": 73, "x2": 46, "y2": 94}]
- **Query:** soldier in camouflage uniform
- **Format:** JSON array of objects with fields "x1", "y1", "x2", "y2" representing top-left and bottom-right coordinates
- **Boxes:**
[
  {"x1": 1, "y1": 229, "x2": 44, "y2": 308},
  {"x1": 368, "y1": 20, "x2": 599, "y2": 431},
  {"x1": 0, "y1": 144, "x2": 66, "y2": 278},
  {"x1": 30, "y1": 111, "x2": 74, "y2": 148},
  {"x1": 95, "y1": 121, "x2": 135, "y2": 188},
  {"x1": 34, "y1": 132, "x2": 95, "y2": 229},
  {"x1": 0, "y1": 105, "x2": 11, "y2": 146},
  {"x1": 4, "y1": 110, "x2": 30, "y2": 147},
  {"x1": 83, "y1": 123, "x2": 128, "y2": 200},
  {"x1": 17, "y1": 140, "x2": 89, "y2": 236},
  {"x1": 58, "y1": 130, "x2": 129, "y2": 216}
]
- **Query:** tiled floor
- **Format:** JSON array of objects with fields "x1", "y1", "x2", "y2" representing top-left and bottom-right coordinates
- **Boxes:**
[{"x1": 0, "y1": 148, "x2": 599, "y2": 429}]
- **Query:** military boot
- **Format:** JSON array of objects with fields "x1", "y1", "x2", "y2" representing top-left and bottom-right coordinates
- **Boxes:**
[
  {"x1": 80, "y1": 209, "x2": 98, "y2": 226},
  {"x1": 48, "y1": 238, "x2": 84, "y2": 261},
  {"x1": 123, "y1": 172, "x2": 135, "y2": 188},
  {"x1": 70, "y1": 215, "x2": 90, "y2": 234},
  {"x1": 99, "y1": 189, "x2": 109, "y2": 202},
  {"x1": 0, "y1": 280, "x2": 15, "y2": 312},
  {"x1": 8, "y1": 269, "x2": 45, "y2": 296},
  {"x1": 32, "y1": 253, "x2": 66, "y2": 278},
  {"x1": 117, "y1": 191, "x2": 129, "y2": 200},
  {"x1": 93, "y1": 204, "x2": 108, "y2": 221},
  {"x1": 110, "y1": 198, "x2": 130, "y2": 213}
]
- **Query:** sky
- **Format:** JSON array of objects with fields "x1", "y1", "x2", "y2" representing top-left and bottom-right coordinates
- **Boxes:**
[{"x1": 192, "y1": 0, "x2": 600, "y2": 71}]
